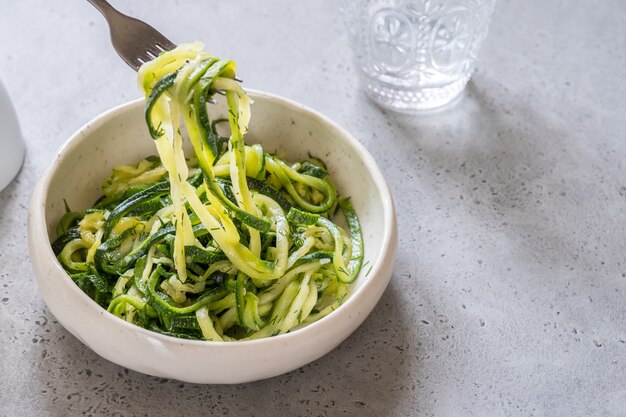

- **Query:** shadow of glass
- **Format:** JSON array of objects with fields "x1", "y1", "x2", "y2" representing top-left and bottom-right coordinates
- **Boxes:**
[{"x1": 381, "y1": 77, "x2": 597, "y2": 270}]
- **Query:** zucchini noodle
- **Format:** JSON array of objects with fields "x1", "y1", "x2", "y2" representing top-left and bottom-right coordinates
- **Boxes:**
[{"x1": 52, "y1": 43, "x2": 363, "y2": 341}]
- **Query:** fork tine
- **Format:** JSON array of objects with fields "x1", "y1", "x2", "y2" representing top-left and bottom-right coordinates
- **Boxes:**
[
  {"x1": 153, "y1": 43, "x2": 168, "y2": 53},
  {"x1": 145, "y1": 44, "x2": 165, "y2": 58},
  {"x1": 122, "y1": 55, "x2": 143, "y2": 71},
  {"x1": 155, "y1": 39, "x2": 176, "y2": 51},
  {"x1": 145, "y1": 49, "x2": 159, "y2": 60},
  {"x1": 136, "y1": 53, "x2": 151, "y2": 65}
]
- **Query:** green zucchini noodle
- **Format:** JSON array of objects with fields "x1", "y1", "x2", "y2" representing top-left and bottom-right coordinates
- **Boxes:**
[{"x1": 52, "y1": 43, "x2": 363, "y2": 341}]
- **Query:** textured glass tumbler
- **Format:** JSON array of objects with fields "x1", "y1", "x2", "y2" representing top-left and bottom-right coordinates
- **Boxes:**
[{"x1": 342, "y1": 0, "x2": 496, "y2": 112}]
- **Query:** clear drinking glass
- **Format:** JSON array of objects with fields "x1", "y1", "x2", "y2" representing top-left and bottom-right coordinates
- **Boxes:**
[{"x1": 341, "y1": 0, "x2": 496, "y2": 112}]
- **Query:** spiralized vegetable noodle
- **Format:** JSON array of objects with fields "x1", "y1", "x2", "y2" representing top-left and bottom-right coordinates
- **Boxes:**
[{"x1": 52, "y1": 43, "x2": 363, "y2": 341}]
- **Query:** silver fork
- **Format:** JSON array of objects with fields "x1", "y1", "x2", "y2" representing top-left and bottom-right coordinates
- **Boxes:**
[
  {"x1": 87, "y1": 0, "x2": 176, "y2": 71},
  {"x1": 87, "y1": 0, "x2": 240, "y2": 94}
]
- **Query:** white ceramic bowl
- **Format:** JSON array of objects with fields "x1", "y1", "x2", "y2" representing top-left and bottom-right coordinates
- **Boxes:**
[{"x1": 28, "y1": 91, "x2": 397, "y2": 384}]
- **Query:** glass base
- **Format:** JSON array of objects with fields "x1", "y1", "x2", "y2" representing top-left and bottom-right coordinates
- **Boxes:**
[{"x1": 362, "y1": 75, "x2": 470, "y2": 113}]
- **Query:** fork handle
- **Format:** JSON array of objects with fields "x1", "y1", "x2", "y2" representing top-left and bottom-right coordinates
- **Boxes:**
[{"x1": 87, "y1": 0, "x2": 122, "y2": 20}]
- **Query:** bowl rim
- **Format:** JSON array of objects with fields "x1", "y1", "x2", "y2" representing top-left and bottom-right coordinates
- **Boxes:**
[{"x1": 31, "y1": 89, "x2": 397, "y2": 348}]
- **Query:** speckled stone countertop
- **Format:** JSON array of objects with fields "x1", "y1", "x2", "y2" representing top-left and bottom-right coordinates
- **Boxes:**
[{"x1": 1, "y1": 1, "x2": 624, "y2": 416}]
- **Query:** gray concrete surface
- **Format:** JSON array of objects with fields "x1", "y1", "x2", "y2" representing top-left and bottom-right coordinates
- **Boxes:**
[{"x1": 1, "y1": 1, "x2": 625, "y2": 416}]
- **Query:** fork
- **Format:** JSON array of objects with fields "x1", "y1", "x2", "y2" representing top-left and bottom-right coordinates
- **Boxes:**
[
  {"x1": 86, "y1": 0, "x2": 176, "y2": 71},
  {"x1": 87, "y1": 0, "x2": 240, "y2": 95}
]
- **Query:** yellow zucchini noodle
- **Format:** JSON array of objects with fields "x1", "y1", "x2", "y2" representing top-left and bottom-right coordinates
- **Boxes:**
[{"x1": 52, "y1": 43, "x2": 363, "y2": 341}]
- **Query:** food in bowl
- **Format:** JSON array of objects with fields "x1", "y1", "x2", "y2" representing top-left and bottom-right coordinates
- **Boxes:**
[
  {"x1": 51, "y1": 43, "x2": 363, "y2": 341},
  {"x1": 29, "y1": 91, "x2": 395, "y2": 383}
]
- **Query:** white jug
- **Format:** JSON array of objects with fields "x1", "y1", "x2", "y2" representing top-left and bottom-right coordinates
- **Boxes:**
[{"x1": 0, "y1": 79, "x2": 25, "y2": 192}]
